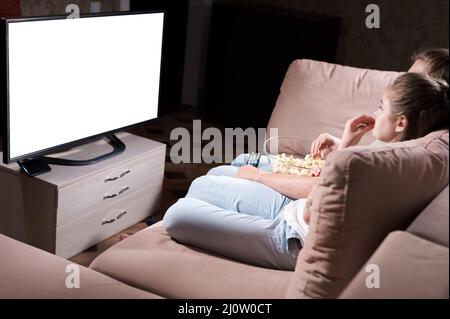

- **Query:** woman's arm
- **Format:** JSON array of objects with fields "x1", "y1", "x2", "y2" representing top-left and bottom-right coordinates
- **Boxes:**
[{"x1": 236, "y1": 166, "x2": 317, "y2": 199}]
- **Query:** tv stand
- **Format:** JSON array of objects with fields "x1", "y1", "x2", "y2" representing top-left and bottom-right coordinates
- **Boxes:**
[
  {"x1": 18, "y1": 133, "x2": 126, "y2": 177},
  {"x1": 0, "y1": 132, "x2": 166, "y2": 258}
]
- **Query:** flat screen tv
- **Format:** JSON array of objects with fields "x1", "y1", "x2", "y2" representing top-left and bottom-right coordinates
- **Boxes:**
[{"x1": 1, "y1": 11, "x2": 164, "y2": 176}]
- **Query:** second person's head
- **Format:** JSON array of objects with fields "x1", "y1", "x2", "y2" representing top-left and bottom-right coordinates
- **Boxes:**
[{"x1": 409, "y1": 48, "x2": 449, "y2": 84}]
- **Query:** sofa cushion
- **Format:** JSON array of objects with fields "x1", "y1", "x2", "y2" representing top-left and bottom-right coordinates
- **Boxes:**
[
  {"x1": 287, "y1": 129, "x2": 449, "y2": 299},
  {"x1": 0, "y1": 234, "x2": 160, "y2": 299},
  {"x1": 266, "y1": 59, "x2": 402, "y2": 155},
  {"x1": 339, "y1": 231, "x2": 449, "y2": 299},
  {"x1": 90, "y1": 222, "x2": 292, "y2": 299},
  {"x1": 407, "y1": 185, "x2": 449, "y2": 247}
]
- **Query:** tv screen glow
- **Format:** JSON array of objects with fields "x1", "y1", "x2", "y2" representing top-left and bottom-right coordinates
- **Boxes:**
[{"x1": 5, "y1": 12, "x2": 164, "y2": 162}]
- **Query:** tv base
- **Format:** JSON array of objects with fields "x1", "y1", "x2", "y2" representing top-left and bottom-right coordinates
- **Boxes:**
[
  {"x1": 18, "y1": 133, "x2": 126, "y2": 177},
  {"x1": 17, "y1": 158, "x2": 51, "y2": 177}
]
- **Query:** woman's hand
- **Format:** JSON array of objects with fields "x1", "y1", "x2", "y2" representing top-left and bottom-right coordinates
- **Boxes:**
[
  {"x1": 310, "y1": 133, "x2": 341, "y2": 159},
  {"x1": 236, "y1": 165, "x2": 263, "y2": 182},
  {"x1": 338, "y1": 114, "x2": 375, "y2": 150}
]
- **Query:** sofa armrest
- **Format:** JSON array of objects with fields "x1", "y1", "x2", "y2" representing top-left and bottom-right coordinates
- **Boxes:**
[
  {"x1": 339, "y1": 231, "x2": 449, "y2": 299},
  {"x1": 0, "y1": 234, "x2": 161, "y2": 299}
]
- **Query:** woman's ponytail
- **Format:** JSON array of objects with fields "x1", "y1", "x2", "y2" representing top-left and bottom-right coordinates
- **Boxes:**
[{"x1": 387, "y1": 73, "x2": 449, "y2": 141}]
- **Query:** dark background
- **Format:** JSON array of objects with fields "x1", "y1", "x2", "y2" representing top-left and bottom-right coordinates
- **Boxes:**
[
  {"x1": 132, "y1": 0, "x2": 341, "y2": 128},
  {"x1": 3, "y1": 0, "x2": 450, "y2": 128},
  {"x1": 199, "y1": 1, "x2": 341, "y2": 128}
]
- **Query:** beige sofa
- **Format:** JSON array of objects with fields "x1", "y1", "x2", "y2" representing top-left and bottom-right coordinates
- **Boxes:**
[
  {"x1": 88, "y1": 187, "x2": 448, "y2": 299},
  {"x1": 1, "y1": 60, "x2": 447, "y2": 299},
  {"x1": 89, "y1": 60, "x2": 449, "y2": 299},
  {"x1": 0, "y1": 234, "x2": 162, "y2": 299}
]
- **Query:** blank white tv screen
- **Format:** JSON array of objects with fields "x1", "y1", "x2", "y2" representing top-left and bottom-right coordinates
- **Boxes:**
[{"x1": 7, "y1": 12, "x2": 164, "y2": 161}]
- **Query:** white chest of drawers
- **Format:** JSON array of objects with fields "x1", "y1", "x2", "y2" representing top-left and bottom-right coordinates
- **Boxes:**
[{"x1": 0, "y1": 132, "x2": 166, "y2": 258}]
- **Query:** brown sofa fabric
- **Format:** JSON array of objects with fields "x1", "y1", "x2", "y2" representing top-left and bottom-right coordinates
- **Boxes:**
[
  {"x1": 266, "y1": 59, "x2": 402, "y2": 155},
  {"x1": 87, "y1": 59, "x2": 448, "y2": 299},
  {"x1": 90, "y1": 223, "x2": 293, "y2": 299},
  {"x1": 339, "y1": 231, "x2": 449, "y2": 299},
  {"x1": 287, "y1": 130, "x2": 449, "y2": 299},
  {"x1": 407, "y1": 185, "x2": 449, "y2": 248},
  {"x1": 0, "y1": 234, "x2": 160, "y2": 299}
]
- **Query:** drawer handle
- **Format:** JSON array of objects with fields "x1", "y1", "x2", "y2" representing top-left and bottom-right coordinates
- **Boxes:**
[
  {"x1": 101, "y1": 211, "x2": 128, "y2": 226},
  {"x1": 103, "y1": 186, "x2": 130, "y2": 200},
  {"x1": 104, "y1": 170, "x2": 131, "y2": 182}
]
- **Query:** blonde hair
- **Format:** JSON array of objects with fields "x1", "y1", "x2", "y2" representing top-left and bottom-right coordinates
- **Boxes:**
[{"x1": 413, "y1": 48, "x2": 449, "y2": 84}]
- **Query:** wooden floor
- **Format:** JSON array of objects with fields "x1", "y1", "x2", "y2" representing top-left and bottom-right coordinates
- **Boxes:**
[{"x1": 69, "y1": 107, "x2": 227, "y2": 267}]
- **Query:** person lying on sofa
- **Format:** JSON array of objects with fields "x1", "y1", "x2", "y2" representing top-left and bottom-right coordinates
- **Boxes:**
[
  {"x1": 308, "y1": 48, "x2": 449, "y2": 160},
  {"x1": 410, "y1": 47, "x2": 448, "y2": 84},
  {"x1": 228, "y1": 48, "x2": 449, "y2": 167},
  {"x1": 164, "y1": 73, "x2": 449, "y2": 270}
]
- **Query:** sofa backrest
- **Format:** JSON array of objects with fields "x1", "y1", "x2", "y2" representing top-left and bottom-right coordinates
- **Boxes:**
[
  {"x1": 408, "y1": 185, "x2": 449, "y2": 248},
  {"x1": 266, "y1": 59, "x2": 402, "y2": 155},
  {"x1": 339, "y1": 231, "x2": 449, "y2": 299},
  {"x1": 339, "y1": 185, "x2": 449, "y2": 299},
  {"x1": 287, "y1": 129, "x2": 449, "y2": 299}
]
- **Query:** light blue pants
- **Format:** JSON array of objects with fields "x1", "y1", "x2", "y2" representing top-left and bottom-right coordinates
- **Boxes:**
[
  {"x1": 163, "y1": 154, "x2": 301, "y2": 270},
  {"x1": 229, "y1": 153, "x2": 272, "y2": 171}
]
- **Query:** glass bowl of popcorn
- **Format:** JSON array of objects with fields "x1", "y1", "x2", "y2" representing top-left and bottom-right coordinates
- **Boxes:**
[
  {"x1": 262, "y1": 136, "x2": 325, "y2": 177},
  {"x1": 268, "y1": 153, "x2": 325, "y2": 177}
]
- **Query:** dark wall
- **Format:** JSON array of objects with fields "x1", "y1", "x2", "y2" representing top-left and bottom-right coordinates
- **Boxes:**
[
  {"x1": 227, "y1": 0, "x2": 449, "y2": 72},
  {"x1": 182, "y1": 0, "x2": 449, "y2": 110},
  {"x1": 200, "y1": 1, "x2": 341, "y2": 128},
  {"x1": 131, "y1": 0, "x2": 190, "y2": 115}
]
